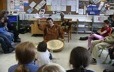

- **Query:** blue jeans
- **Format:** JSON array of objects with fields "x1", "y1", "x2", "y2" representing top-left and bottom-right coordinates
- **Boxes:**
[
  {"x1": 2, "y1": 32, "x2": 14, "y2": 43},
  {"x1": 0, "y1": 34, "x2": 13, "y2": 52}
]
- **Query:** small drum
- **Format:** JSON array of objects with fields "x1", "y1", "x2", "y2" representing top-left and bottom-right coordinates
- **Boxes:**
[{"x1": 47, "y1": 40, "x2": 64, "y2": 52}]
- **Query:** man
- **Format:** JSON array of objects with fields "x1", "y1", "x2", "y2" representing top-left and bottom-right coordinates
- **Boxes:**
[
  {"x1": 38, "y1": 18, "x2": 64, "y2": 42},
  {"x1": 88, "y1": 20, "x2": 112, "y2": 49},
  {"x1": 90, "y1": 32, "x2": 114, "y2": 64}
]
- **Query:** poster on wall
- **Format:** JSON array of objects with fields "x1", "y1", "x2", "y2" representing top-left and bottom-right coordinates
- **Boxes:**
[
  {"x1": 61, "y1": 0, "x2": 67, "y2": 5},
  {"x1": 61, "y1": 5, "x2": 66, "y2": 11},
  {"x1": 46, "y1": 0, "x2": 52, "y2": 5},
  {"x1": 9, "y1": 0, "x2": 15, "y2": 11},
  {"x1": 8, "y1": 0, "x2": 25, "y2": 12},
  {"x1": 27, "y1": 8, "x2": 34, "y2": 13},
  {"x1": 29, "y1": 1, "x2": 36, "y2": 8},
  {"x1": 35, "y1": 0, "x2": 46, "y2": 11},
  {"x1": 23, "y1": 0, "x2": 29, "y2": 6},
  {"x1": 46, "y1": 5, "x2": 52, "y2": 11}
]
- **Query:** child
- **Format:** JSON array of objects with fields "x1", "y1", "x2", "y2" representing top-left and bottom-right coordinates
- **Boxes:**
[
  {"x1": 36, "y1": 41, "x2": 52, "y2": 67},
  {"x1": 37, "y1": 63, "x2": 65, "y2": 72},
  {"x1": 67, "y1": 46, "x2": 94, "y2": 72},
  {"x1": 8, "y1": 41, "x2": 39, "y2": 72}
]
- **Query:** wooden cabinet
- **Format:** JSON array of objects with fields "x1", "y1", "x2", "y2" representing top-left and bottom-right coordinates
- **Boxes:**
[
  {"x1": 31, "y1": 20, "x2": 44, "y2": 35},
  {"x1": 0, "y1": 0, "x2": 7, "y2": 10}
]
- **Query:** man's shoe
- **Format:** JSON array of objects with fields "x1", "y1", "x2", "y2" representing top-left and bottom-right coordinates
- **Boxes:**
[
  {"x1": 14, "y1": 38, "x2": 21, "y2": 42},
  {"x1": 9, "y1": 47, "x2": 15, "y2": 52},
  {"x1": 103, "y1": 69, "x2": 114, "y2": 72},
  {"x1": 91, "y1": 58, "x2": 97, "y2": 64},
  {"x1": 4, "y1": 48, "x2": 15, "y2": 54},
  {"x1": 112, "y1": 63, "x2": 114, "y2": 66}
]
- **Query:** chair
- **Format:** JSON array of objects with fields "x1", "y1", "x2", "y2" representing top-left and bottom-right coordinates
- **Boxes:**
[
  {"x1": 71, "y1": 19, "x2": 79, "y2": 34},
  {"x1": 98, "y1": 45, "x2": 114, "y2": 64},
  {"x1": 98, "y1": 28, "x2": 113, "y2": 64},
  {"x1": 61, "y1": 19, "x2": 72, "y2": 42},
  {"x1": 98, "y1": 28, "x2": 113, "y2": 56}
]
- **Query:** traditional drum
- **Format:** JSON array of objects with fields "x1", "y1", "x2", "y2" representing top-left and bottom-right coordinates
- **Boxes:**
[{"x1": 47, "y1": 40, "x2": 64, "y2": 52}]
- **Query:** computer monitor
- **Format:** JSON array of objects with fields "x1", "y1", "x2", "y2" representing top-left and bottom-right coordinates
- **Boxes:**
[{"x1": 8, "y1": 15, "x2": 18, "y2": 22}]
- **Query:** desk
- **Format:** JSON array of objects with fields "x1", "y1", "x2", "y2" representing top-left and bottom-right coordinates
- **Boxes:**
[{"x1": 31, "y1": 19, "x2": 62, "y2": 35}]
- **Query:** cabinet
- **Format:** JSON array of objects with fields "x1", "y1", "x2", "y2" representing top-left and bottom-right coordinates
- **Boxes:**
[
  {"x1": 0, "y1": 0, "x2": 7, "y2": 10},
  {"x1": 77, "y1": 21, "x2": 92, "y2": 33},
  {"x1": 31, "y1": 20, "x2": 44, "y2": 35}
]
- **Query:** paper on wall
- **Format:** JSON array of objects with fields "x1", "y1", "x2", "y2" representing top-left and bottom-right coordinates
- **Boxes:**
[
  {"x1": 61, "y1": 0, "x2": 67, "y2": 5},
  {"x1": 29, "y1": 1, "x2": 36, "y2": 8},
  {"x1": 35, "y1": 5, "x2": 41, "y2": 11},
  {"x1": 46, "y1": 5, "x2": 52, "y2": 11},
  {"x1": 78, "y1": 9, "x2": 84, "y2": 14},
  {"x1": 23, "y1": 0, "x2": 29, "y2": 3},
  {"x1": 67, "y1": 0, "x2": 76, "y2": 6},
  {"x1": 23, "y1": 0, "x2": 29, "y2": 6},
  {"x1": 56, "y1": 5, "x2": 61, "y2": 11},
  {"x1": 76, "y1": 0, "x2": 79, "y2": 13},
  {"x1": 51, "y1": 0, "x2": 58, "y2": 5},
  {"x1": 51, "y1": 5, "x2": 57, "y2": 11},
  {"x1": 46, "y1": 0, "x2": 52, "y2": 5},
  {"x1": 39, "y1": 0, "x2": 46, "y2": 7},
  {"x1": 61, "y1": 5, "x2": 66, "y2": 11},
  {"x1": 35, "y1": 0, "x2": 46, "y2": 11},
  {"x1": 27, "y1": 8, "x2": 33, "y2": 14},
  {"x1": 71, "y1": 5, "x2": 76, "y2": 11}
]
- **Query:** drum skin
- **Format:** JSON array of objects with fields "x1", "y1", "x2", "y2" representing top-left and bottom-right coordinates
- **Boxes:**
[{"x1": 47, "y1": 40, "x2": 64, "y2": 52}]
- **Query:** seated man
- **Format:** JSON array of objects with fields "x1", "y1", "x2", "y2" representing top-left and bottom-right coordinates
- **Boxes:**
[
  {"x1": 90, "y1": 32, "x2": 114, "y2": 64},
  {"x1": 0, "y1": 34, "x2": 15, "y2": 53},
  {"x1": 38, "y1": 18, "x2": 64, "y2": 42},
  {"x1": 88, "y1": 20, "x2": 111, "y2": 49}
]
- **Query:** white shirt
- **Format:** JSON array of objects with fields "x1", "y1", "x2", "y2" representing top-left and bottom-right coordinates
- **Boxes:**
[{"x1": 36, "y1": 50, "x2": 51, "y2": 67}]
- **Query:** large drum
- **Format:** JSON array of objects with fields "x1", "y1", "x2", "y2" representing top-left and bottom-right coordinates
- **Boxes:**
[{"x1": 47, "y1": 40, "x2": 64, "y2": 52}]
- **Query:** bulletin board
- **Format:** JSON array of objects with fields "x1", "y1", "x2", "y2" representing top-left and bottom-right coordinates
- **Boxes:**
[
  {"x1": 7, "y1": 0, "x2": 81, "y2": 14},
  {"x1": 24, "y1": 0, "x2": 79, "y2": 14}
]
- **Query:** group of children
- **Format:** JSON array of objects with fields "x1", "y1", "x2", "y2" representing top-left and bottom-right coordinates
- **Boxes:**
[
  {"x1": 8, "y1": 41, "x2": 93, "y2": 72},
  {"x1": 0, "y1": 10, "x2": 21, "y2": 53}
]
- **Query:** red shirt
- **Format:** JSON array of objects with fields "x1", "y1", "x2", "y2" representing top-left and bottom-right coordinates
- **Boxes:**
[{"x1": 101, "y1": 26, "x2": 111, "y2": 37}]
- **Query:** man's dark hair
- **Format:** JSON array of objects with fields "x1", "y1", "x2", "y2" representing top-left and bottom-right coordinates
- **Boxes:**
[
  {"x1": 46, "y1": 18, "x2": 53, "y2": 22},
  {"x1": 37, "y1": 41, "x2": 47, "y2": 52}
]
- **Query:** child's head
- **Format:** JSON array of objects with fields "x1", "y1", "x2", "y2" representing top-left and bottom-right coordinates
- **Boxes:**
[
  {"x1": 37, "y1": 63, "x2": 65, "y2": 72},
  {"x1": 104, "y1": 20, "x2": 110, "y2": 26},
  {"x1": 37, "y1": 41, "x2": 47, "y2": 52},
  {"x1": 69, "y1": 46, "x2": 91, "y2": 69},
  {"x1": 15, "y1": 41, "x2": 36, "y2": 72}
]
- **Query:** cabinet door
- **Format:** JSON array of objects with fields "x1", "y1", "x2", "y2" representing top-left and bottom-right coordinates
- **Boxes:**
[{"x1": 0, "y1": 0, "x2": 7, "y2": 10}]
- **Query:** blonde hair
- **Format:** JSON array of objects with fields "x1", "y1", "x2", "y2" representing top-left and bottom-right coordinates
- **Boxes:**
[
  {"x1": 38, "y1": 63, "x2": 65, "y2": 72},
  {"x1": 15, "y1": 41, "x2": 36, "y2": 72}
]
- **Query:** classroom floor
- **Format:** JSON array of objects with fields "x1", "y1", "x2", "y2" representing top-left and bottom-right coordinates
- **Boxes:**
[{"x1": 0, "y1": 33, "x2": 114, "y2": 72}]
